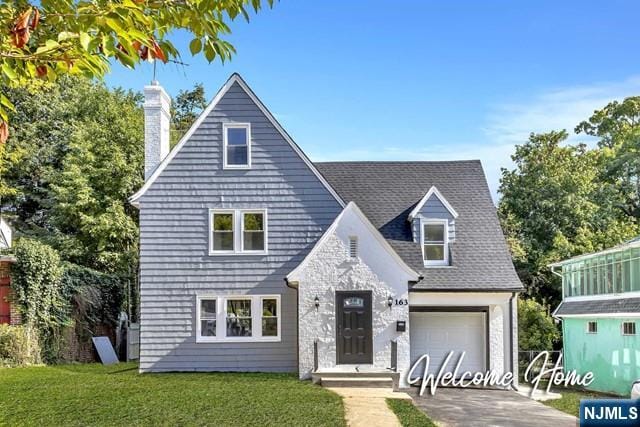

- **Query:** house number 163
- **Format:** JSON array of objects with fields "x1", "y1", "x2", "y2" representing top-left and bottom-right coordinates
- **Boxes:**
[{"x1": 394, "y1": 298, "x2": 408, "y2": 306}]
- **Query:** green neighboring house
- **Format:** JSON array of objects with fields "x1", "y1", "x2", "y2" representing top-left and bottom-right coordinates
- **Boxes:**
[{"x1": 552, "y1": 237, "x2": 640, "y2": 396}]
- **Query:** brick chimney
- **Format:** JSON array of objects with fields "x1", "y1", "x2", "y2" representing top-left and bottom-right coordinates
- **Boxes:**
[{"x1": 143, "y1": 81, "x2": 171, "y2": 180}]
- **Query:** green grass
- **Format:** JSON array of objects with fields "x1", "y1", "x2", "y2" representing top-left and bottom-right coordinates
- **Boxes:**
[
  {"x1": 542, "y1": 388, "x2": 618, "y2": 418},
  {"x1": 0, "y1": 363, "x2": 345, "y2": 427},
  {"x1": 386, "y1": 398, "x2": 437, "y2": 427}
]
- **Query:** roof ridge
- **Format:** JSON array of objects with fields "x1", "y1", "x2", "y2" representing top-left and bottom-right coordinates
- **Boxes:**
[{"x1": 314, "y1": 160, "x2": 481, "y2": 165}]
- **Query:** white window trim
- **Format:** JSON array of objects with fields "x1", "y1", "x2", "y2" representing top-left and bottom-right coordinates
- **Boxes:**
[
  {"x1": 209, "y1": 208, "x2": 268, "y2": 256},
  {"x1": 222, "y1": 122, "x2": 252, "y2": 169},
  {"x1": 196, "y1": 294, "x2": 281, "y2": 343},
  {"x1": 622, "y1": 321, "x2": 636, "y2": 336},
  {"x1": 209, "y1": 209, "x2": 236, "y2": 254},
  {"x1": 409, "y1": 186, "x2": 459, "y2": 220},
  {"x1": 421, "y1": 218, "x2": 449, "y2": 267},
  {"x1": 586, "y1": 321, "x2": 597, "y2": 334},
  {"x1": 241, "y1": 210, "x2": 268, "y2": 254}
]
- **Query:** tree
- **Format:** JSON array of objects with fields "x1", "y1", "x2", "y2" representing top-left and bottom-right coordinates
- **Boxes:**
[
  {"x1": 498, "y1": 130, "x2": 638, "y2": 306},
  {"x1": 0, "y1": 0, "x2": 275, "y2": 140},
  {"x1": 518, "y1": 298, "x2": 559, "y2": 351},
  {"x1": 576, "y1": 97, "x2": 640, "y2": 219},
  {"x1": 0, "y1": 76, "x2": 143, "y2": 278},
  {"x1": 48, "y1": 81, "x2": 143, "y2": 275},
  {"x1": 171, "y1": 83, "x2": 207, "y2": 146}
]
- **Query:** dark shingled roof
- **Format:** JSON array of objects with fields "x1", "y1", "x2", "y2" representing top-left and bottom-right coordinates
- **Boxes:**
[
  {"x1": 555, "y1": 298, "x2": 640, "y2": 316},
  {"x1": 314, "y1": 161, "x2": 523, "y2": 292}
]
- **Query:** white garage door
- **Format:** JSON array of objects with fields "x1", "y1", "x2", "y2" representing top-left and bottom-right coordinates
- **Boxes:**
[{"x1": 409, "y1": 311, "x2": 486, "y2": 379}]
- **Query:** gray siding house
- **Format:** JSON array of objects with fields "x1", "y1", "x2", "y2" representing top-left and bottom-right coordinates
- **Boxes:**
[{"x1": 131, "y1": 74, "x2": 523, "y2": 387}]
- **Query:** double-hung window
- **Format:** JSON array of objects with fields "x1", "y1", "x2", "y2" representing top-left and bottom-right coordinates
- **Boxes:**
[
  {"x1": 261, "y1": 298, "x2": 278, "y2": 337},
  {"x1": 196, "y1": 295, "x2": 280, "y2": 342},
  {"x1": 422, "y1": 219, "x2": 449, "y2": 266},
  {"x1": 223, "y1": 123, "x2": 251, "y2": 168},
  {"x1": 210, "y1": 209, "x2": 267, "y2": 255},
  {"x1": 199, "y1": 298, "x2": 217, "y2": 337},
  {"x1": 212, "y1": 211, "x2": 235, "y2": 253},
  {"x1": 623, "y1": 321, "x2": 636, "y2": 336},
  {"x1": 242, "y1": 212, "x2": 265, "y2": 252}
]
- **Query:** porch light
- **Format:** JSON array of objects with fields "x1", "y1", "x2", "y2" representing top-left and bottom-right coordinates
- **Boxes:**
[
  {"x1": 387, "y1": 295, "x2": 393, "y2": 308},
  {"x1": 314, "y1": 296, "x2": 320, "y2": 310}
]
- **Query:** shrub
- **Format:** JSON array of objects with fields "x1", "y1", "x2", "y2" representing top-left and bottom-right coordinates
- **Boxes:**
[
  {"x1": 10, "y1": 238, "x2": 125, "y2": 364},
  {"x1": 518, "y1": 298, "x2": 560, "y2": 351},
  {"x1": 0, "y1": 324, "x2": 41, "y2": 366},
  {"x1": 11, "y1": 238, "x2": 67, "y2": 362},
  {"x1": 62, "y1": 262, "x2": 124, "y2": 338}
]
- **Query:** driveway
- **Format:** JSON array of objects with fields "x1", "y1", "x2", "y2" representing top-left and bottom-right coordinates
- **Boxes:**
[{"x1": 409, "y1": 387, "x2": 576, "y2": 427}]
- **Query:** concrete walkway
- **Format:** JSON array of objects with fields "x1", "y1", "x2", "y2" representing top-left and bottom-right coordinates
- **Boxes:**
[
  {"x1": 409, "y1": 387, "x2": 577, "y2": 427},
  {"x1": 327, "y1": 388, "x2": 412, "y2": 427}
]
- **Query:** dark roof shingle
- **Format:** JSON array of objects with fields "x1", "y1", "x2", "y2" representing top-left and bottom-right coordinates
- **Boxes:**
[
  {"x1": 555, "y1": 298, "x2": 640, "y2": 316},
  {"x1": 314, "y1": 161, "x2": 523, "y2": 292}
]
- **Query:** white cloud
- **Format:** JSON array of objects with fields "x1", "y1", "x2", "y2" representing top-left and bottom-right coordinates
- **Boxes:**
[
  {"x1": 484, "y1": 75, "x2": 640, "y2": 147},
  {"x1": 309, "y1": 76, "x2": 640, "y2": 203}
]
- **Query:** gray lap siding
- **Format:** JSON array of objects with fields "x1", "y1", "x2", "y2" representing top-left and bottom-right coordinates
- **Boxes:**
[{"x1": 138, "y1": 82, "x2": 342, "y2": 372}]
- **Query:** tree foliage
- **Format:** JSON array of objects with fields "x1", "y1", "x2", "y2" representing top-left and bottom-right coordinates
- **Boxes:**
[
  {"x1": 10, "y1": 238, "x2": 65, "y2": 362},
  {"x1": 61, "y1": 262, "x2": 125, "y2": 338},
  {"x1": 0, "y1": 0, "x2": 275, "y2": 140},
  {"x1": 10, "y1": 238, "x2": 125, "y2": 362},
  {"x1": 518, "y1": 298, "x2": 559, "y2": 351},
  {"x1": 576, "y1": 97, "x2": 640, "y2": 219},
  {"x1": 1, "y1": 76, "x2": 143, "y2": 276},
  {"x1": 171, "y1": 82, "x2": 207, "y2": 146},
  {"x1": 499, "y1": 99, "x2": 640, "y2": 307}
]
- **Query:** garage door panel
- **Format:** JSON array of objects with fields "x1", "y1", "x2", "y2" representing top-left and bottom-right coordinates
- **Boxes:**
[{"x1": 409, "y1": 311, "x2": 486, "y2": 379}]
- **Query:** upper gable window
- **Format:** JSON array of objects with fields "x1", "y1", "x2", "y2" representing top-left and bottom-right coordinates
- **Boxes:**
[
  {"x1": 223, "y1": 123, "x2": 251, "y2": 169},
  {"x1": 422, "y1": 219, "x2": 449, "y2": 266}
]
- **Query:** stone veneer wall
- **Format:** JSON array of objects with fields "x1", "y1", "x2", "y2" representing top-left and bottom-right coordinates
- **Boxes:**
[{"x1": 297, "y1": 233, "x2": 411, "y2": 386}]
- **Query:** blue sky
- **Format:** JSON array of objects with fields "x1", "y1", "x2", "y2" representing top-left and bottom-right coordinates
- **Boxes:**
[{"x1": 106, "y1": 0, "x2": 640, "y2": 199}]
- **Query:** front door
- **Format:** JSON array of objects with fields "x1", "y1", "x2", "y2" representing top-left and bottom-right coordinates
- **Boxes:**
[{"x1": 336, "y1": 291, "x2": 373, "y2": 364}]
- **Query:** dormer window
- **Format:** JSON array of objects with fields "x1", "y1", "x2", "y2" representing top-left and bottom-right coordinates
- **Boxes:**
[
  {"x1": 422, "y1": 219, "x2": 449, "y2": 266},
  {"x1": 223, "y1": 123, "x2": 251, "y2": 169}
]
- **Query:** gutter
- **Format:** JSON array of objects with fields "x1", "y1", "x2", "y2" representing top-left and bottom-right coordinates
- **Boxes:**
[{"x1": 408, "y1": 287, "x2": 524, "y2": 293}]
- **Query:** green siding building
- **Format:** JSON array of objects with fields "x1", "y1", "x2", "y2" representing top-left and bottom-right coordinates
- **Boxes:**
[{"x1": 552, "y1": 237, "x2": 640, "y2": 396}]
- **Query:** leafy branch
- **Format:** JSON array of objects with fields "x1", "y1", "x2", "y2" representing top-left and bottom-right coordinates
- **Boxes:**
[{"x1": 0, "y1": 0, "x2": 275, "y2": 142}]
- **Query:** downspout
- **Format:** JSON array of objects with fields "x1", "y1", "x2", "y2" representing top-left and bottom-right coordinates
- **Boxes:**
[
  {"x1": 509, "y1": 291, "x2": 517, "y2": 391},
  {"x1": 284, "y1": 278, "x2": 299, "y2": 371},
  {"x1": 550, "y1": 265, "x2": 565, "y2": 373}
]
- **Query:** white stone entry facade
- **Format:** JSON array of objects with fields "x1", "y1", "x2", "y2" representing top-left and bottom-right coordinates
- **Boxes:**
[{"x1": 287, "y1": 203, "x2": 418, "y2": 387}]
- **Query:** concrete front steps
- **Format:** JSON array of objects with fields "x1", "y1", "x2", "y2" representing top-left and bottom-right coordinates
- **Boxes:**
[{"x1": 312, "y1": 371, "x2": 400, "y2": 390}]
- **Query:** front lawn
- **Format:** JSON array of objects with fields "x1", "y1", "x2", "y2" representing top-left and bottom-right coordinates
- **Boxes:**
[
  {"x1": 542, "y1": 388, "x2": 619, "y2": 418},
  {"x1": 386, "y1": 399, "x2": 437, "y2": 427},
  {"x1": 0, "y1": 363, "x2": 345, "y2": 426}
]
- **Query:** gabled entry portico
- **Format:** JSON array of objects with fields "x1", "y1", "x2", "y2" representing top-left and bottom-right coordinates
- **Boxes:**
[{"x1": 287, "y1": 202, "x2": 419, "y2": 388}]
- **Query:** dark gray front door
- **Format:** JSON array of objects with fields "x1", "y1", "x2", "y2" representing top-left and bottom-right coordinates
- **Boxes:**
[{"x1": 336, "y1": 291, "x2": 373, "y2": 364}]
